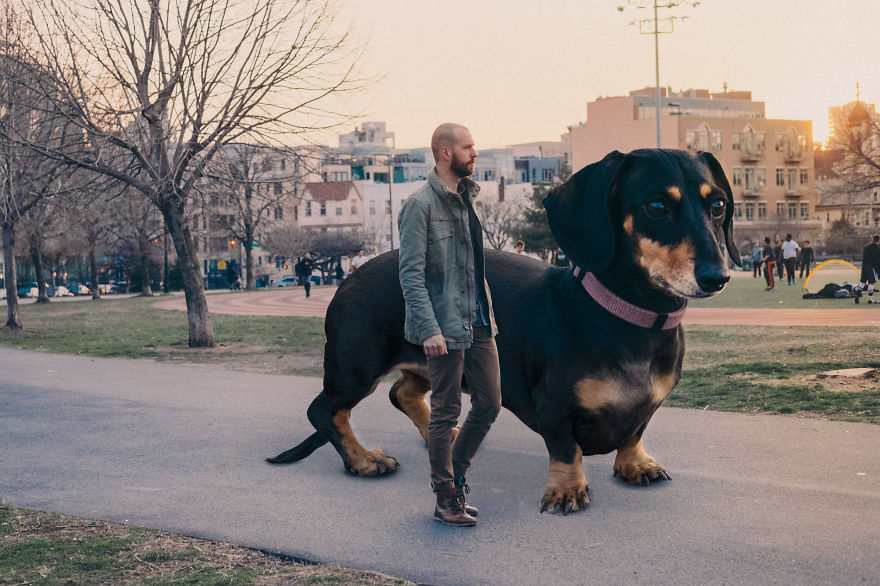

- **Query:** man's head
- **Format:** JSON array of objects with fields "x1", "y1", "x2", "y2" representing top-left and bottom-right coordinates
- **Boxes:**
[
  {"x1": 785, "y1": 234, "x2": 792, "y2": 241},
  {"x1": 765, "y1": 237, "x2": 771, "y2": 244},
  {"x1": 874, "y1": 234, "x2": 879, "y2": 243},
  {"x1": 515, "y1": 240, "x2": 524, "y2": 252},
  {"x1": 304, "y1": 252, "x2": 311, "y2": 259},
  {"x1": 804, "y1": 240, "x2": 810, "y2": 246},
  {"x1": 431, "y1": 123, "x2": 477, "y2": 179}
]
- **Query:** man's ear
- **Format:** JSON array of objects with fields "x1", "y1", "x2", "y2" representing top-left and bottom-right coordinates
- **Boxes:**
[
  {"x1": 697, "y1": 151, "x2": 741, "y2": 267},
  {"x1": 543, "y1": 151, "x2": 626, "y2": 272}
]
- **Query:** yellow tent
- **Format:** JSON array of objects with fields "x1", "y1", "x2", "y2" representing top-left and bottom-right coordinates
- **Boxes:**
[{"x1": 802, "y1": 259, "x2": 860, "y2": 293}]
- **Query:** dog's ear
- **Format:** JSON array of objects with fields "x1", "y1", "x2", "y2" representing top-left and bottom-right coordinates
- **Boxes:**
[
  {"x1": 543, "y1": 150, "x2": 626, "y2": 272},
  {"x1": 698, "y1": 151, "x2": 741, "y2": 267}
]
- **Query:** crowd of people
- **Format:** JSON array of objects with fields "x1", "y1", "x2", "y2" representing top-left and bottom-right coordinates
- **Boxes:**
[{"x1": 750, "y1": 234, "x2": 814, "y2": 291}]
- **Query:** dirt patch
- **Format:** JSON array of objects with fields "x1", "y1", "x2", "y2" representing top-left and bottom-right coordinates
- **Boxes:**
[
  {"x1": 151, "y1": 342, "x2": 324, "y2": 376},
  {"x1": 805, "y1": 368, "x2": 880, "y2": 393}
]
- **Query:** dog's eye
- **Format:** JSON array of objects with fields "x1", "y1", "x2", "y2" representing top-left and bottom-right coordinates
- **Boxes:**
[
  {"x1": 709, "y1": 199, "x2": 726, "y2": 219},
  {"x1": 645, "y1": 199, "x2": 668, "y2": 218}
]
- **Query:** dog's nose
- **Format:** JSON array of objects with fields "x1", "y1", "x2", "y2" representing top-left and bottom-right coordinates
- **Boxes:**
[{"x1": 696, "y1": 272, "x2": 730, "y2": 293}]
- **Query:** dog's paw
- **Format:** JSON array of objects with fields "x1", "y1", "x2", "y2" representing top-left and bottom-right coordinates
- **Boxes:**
[
  {"x1": 540, "y1": 482, "x2": 589, "y2": 514},
  {"x1": 344, "y1": 448, "x2": 399, "y2": 477},
  {"x1": 613, "y1": 454, "x2": 671, "y2": 486}
]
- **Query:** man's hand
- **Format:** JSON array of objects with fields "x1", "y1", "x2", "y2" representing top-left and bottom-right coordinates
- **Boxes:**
[{"x1": 422, "y1": 334, "x2": 448, "y2": 357}]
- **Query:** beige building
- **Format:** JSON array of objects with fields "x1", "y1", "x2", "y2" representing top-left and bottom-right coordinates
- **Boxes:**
[
  {"x1": 296, "y1": 181, "x2": 364, "y2": 233},
  {"x1": 570, "y1": 87, "x2": 823, "y2": 249}
]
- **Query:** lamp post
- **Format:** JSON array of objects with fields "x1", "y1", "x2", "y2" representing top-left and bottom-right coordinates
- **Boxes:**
[
  {"x1": 384, "y1": 134, "x2": 396, "y2": 250},
  {"x1": 617, "y1": 1, "x2": 699, "y2": 148}
]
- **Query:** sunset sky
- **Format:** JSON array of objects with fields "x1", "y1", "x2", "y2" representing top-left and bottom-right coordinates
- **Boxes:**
[{"x1": 334, "y1": 0, "x2": 878, "y2": 150}]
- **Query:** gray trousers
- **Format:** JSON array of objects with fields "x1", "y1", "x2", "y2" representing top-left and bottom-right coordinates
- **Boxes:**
[{"x1": 426, "y1": 326, "x2": 501, "y2": 488}]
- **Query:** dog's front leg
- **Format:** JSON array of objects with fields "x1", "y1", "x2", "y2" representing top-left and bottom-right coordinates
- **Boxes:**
[
  {"x1": 613, "y1": 436, "x2": 670, "y2": 486},
  {"x1": 538, "y1": 426, "x2": 589, "y2": 514}
]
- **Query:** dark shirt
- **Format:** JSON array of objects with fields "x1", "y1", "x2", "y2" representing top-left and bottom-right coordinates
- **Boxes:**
[
  {"x1": 864, "y1": 242, "x2": 880, "y2": 269},
  {"x1": 800, "y1": 246, "x2": 814, "y2": 264},
  {"x1": 762, "y1": 244, "x2": 774, "y2": 262}
]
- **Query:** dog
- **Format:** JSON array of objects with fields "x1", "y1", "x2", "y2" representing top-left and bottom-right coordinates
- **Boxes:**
[{"x1": 268, "y1": 148, "x2": 740, "y2": 514}]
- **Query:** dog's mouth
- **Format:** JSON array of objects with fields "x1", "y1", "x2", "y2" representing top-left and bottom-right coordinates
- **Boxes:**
[{"x1": 650, "y1": 272, "x2": 729, "y2": 299}]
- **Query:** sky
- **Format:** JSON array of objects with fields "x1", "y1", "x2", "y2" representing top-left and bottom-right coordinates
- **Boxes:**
[{"x1": 330, "y1": 0, "x2": 879, "y2": 150}]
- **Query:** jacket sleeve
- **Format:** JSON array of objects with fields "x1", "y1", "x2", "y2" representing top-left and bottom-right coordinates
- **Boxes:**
[{"x1": 398, "y1": 198, "x2": 441, "y2": 343}]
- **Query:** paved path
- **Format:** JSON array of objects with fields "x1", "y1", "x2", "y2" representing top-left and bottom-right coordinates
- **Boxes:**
[
  {"x1": 2, "y1": 348, "x2": 879, "y2": 585},
  {"x1": 154, "y1": 286, "x2": 880, "y2": 326}
]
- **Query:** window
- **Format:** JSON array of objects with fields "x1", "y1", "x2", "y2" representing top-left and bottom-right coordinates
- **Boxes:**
[
  {"x1": 776, "y1": 168, "x2": 785, "y2": 186},
  {"x1": 294, "y1": 206, "x2": 298, "y2": 221},
  {"x1": 734, "y1": 202, "x2": 743, "y2": 219},
  {"x1": 320, "y1": 202, "x2": 327, "y2": 216},
  {"x1": 866, "y1": 211, "x2": 871, "y2": 226},
  {"x1": 788, "y1": 202, "x2": 797, "y2": 219},
  {"x1": 350, "y1": 198, "x2": 358, "y2": 214},
  {"x1": 744, "y1": 167, "x2": 756, "y2": 192},
  {"x1": 787, "y1": 169, "x2": 797, "y2": 192},
  {"x1": 758, "y1": 202, "x2": 767, "y2": 219},
  {"x1": 732, "y1": 167, "x2": 742, "y2": 186},
  {"x1": 745, "y1": 202, "x2": 755, "y2": 221},
  {"x1": 305, "y1": 201, "x2": 312, "y2": 217},
  {"x1": 274, "y1": 183, "x2": 283, "y2": 195},
  {"x1": 799, "y1": 168, "x2": 808, "y2": 185},
  {"x1": 777, "y1": 202, "x2": 785, "y2": 217},
  {"x1": 280, "y1": 159, "x2": 286, "y2": 171},
  {"x1": 685, "y1": 130, "x2": 697, "y2": 150},
  {"x1": 274, "y1": 207, "x2": 284, "y2": 220},
  {"x1": 731, "y1": 132, "x2": 741, "y2": 151},
  {"x1": 757, "y1": 168, "x2": 766, "y2": 191},
  {"x1": 800, "y1": 202, "x2": 809, "y2": 219},
  {"x1": 336, "y1": 206, "x2": 343, "y2": 216},
  {"x1": 711, "y1": 130, "x2": 722, "y2": 151}
]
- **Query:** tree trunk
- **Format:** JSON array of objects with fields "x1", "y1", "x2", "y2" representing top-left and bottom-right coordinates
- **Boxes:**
[
  {"x1": 162, "y1": 200, "x2": 214, "y2": 348},
  {"x1": 2, "y1": 224, "x2": 21, "y2": 328},
  {"x1": 30, "y1": 235, "x2": 49, "y2": 304},
  {"x1": 88, "y1": 241, "x2": 101, "y2": 300},
  {"x1": 244, "y1": 240, "x2": 254, "y2": 290},
  {"x1": 139, "y1": 236, "x2": 153, "y2": 297}
]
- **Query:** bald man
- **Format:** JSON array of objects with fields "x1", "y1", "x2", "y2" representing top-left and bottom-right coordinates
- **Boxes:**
[{"x1": 398, "y1": 123, "x2": 500, "y2": 527}]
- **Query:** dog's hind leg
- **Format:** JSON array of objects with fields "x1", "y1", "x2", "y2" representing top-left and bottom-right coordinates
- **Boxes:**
[
  {"x1": 388, "y1": 368, "x2": 432, "y2": 443},
  {"x1": 307, "y1": 377, "x2": 400, "y2": 477}
]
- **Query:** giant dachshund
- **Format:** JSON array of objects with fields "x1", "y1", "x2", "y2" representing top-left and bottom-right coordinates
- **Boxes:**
[{"x1": 268, "y1": 148, "x2": 740, "y2": 514}]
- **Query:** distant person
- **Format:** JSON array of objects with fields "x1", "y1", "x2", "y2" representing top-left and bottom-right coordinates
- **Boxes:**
[
  {"x1": 296, "y1": 252, "x2": 316, "y2": 298},
  {"x1": 781, "y1": 234, "x2": 799, "y2": 286},
  {"x1": 855, "y1": 234, "x2": 880, "y2": 296},
  {"x1": 514, "y1": 240, "x2": 525, "y2": 254},
  {"x1": 349, "y1": 249, "x2": 368, "y2": 273},
  {"x1": 751, "y1": 243, "x2": 763, "y2": 278},
  {"x1": 798, "y1": 240, "x2": 814, "y2": 279},
  {"x1": 333, "y1": 262, "x2": 344, "y2": 285},
  {"x1": 774, "y1": 240, "x2": 784, "y2": 280},
  {"x1": 762, "y1": 237, "x2": 776, "y2": 291}
]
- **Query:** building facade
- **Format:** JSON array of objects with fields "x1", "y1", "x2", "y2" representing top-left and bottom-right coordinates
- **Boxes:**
[{"x1": 570, "y1": 87, "x2": 823, "y2": 251}]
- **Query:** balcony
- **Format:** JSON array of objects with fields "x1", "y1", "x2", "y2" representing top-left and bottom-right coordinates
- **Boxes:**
[
  {"x1": 740, "y1": 147, "x2": 765, "y2": 162},
  {"x1": 783, "y1": 149, "x2": 804, "y2": 163}
]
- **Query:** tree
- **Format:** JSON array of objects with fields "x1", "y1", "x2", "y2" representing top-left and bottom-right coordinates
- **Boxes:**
[
  {"x1": 108, "y1": 189, "x2": 165, "y2": 296},
  {"x1": 0, "y1": 5, "x2": 85, "y2": 327},
  {"x1": 262, "y1": 225, "x2": 314, "y2": 276},
  {"x1": 21, "y1": 0, "x2": 364, "y2": 346},
  {"x1": 511, "y1": 163, "x2": 571, "y2": 261},
  {"x1": 475, "y1": 199, "x2": 521, "y2": 250},
  {"x1": 202, "y1": 144, "x2": 302, "y2": 290}
]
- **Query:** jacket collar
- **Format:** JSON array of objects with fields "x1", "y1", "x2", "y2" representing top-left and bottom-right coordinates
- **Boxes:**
[
  {"x1": 428, "y1": 168, "x2": 480, "y2": 201},
  {"x1": 572, "y1": 266, "x2": 687, "y2": 330}
]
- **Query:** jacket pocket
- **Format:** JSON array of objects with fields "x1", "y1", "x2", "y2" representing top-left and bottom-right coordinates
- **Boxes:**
[{"x1": 427, "y1": 220, "x2": 455, "y2": 271}]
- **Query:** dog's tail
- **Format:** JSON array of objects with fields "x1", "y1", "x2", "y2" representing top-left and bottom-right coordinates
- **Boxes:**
[{"x1": 266, "y1": 432, "x2": 328, "y2": 464}]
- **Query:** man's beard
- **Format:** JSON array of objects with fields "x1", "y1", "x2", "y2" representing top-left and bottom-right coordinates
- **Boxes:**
[{"x1": 450, "y1": 153, "x2": 474, "y2": 178}]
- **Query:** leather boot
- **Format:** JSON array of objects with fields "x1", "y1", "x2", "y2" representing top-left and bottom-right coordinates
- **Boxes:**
[
  {"x1": 455, "y1": 476, "x2": 478, "y2": 517},
  {"x1": 433, "y1": 483, "x2": 476, "y2": 527}
]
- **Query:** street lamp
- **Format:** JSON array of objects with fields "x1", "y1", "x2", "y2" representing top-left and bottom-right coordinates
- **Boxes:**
[
  {"x1": 384, "y1": 134, "x2": 396, "y2": 250},
  {"x1": 617, "y1": 1, "x2": 699, "y2": 148}
]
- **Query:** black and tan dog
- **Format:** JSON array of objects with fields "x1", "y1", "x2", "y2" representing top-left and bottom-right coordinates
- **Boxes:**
[{"x1": 268, "y1": 148, "x2": 740, "y2": 513}]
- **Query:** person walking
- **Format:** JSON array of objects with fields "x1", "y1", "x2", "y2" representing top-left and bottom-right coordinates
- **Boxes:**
[
  {"x1": 296, "y1": 252, "x2": 315, "y2": 298},
  {"x1": 398, "y1": 122, "x2": 501, "y2": 528},
  {"x1": 762, "y1": 237, "x2": 776, "y2": 291},
  {"x1": 798, "y1": 240, "x2": 814, "y2": 279},
  {"x1": 514, "y1": 240, "x2": 526, "y2": 254},
  {"x1": 774, "y1": 239, "x2": 784, "y2": 280},
  {"x1": 781, "y1": 234, "x2": 799, "y2": 286},
  {"x1": 349, "y1": 249, "x2": 368, "y2": 273},
  {"x1": 751, "y1": 243, "x2": 763, "y2": 278},
  {"x1": 855, "y1": 234, "x2": 880, "y2": 297}
]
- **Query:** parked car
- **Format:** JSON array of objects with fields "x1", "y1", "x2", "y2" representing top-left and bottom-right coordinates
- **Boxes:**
[
  {"x1": 47, "y1": 285, "x2": 73, "y2": 297},
  {"x1": 66, "y1": 283, "x2": 91, "y2": 296},
  {"x1": 273, "y1": 276, "x2": 298, "y2": 287},
  {"x1": 17, "y1": 283, "x2": 38, "y2": 298}
]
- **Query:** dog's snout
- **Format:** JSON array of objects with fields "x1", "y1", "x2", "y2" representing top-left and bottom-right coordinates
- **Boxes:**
[{"x1": 696, "y1": 272, "x2": 730, "y2": 293}]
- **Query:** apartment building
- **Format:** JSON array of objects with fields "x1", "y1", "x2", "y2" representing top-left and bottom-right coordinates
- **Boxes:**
[{"x1": 570, "y1": 87, "x2": 823, "y2": 248}]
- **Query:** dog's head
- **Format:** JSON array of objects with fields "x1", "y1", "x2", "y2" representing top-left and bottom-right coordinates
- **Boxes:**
[{"x1": 544, "y1": 149, "x2": 740, "y2": 299}]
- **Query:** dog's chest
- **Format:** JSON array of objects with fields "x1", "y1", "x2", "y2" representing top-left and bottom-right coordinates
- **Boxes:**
[{"x1": 573, "y1": 363, "x2": 676, "y2": 412}]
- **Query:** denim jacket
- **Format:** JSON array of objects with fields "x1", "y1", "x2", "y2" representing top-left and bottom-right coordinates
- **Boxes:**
[{"x1": 398, "y1": 169, "x2": 498, "y2": 349}]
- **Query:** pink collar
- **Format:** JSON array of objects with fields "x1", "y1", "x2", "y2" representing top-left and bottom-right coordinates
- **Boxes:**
[{"x1": 572, "y1": 267, "x2": 687, "y2": 330}]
